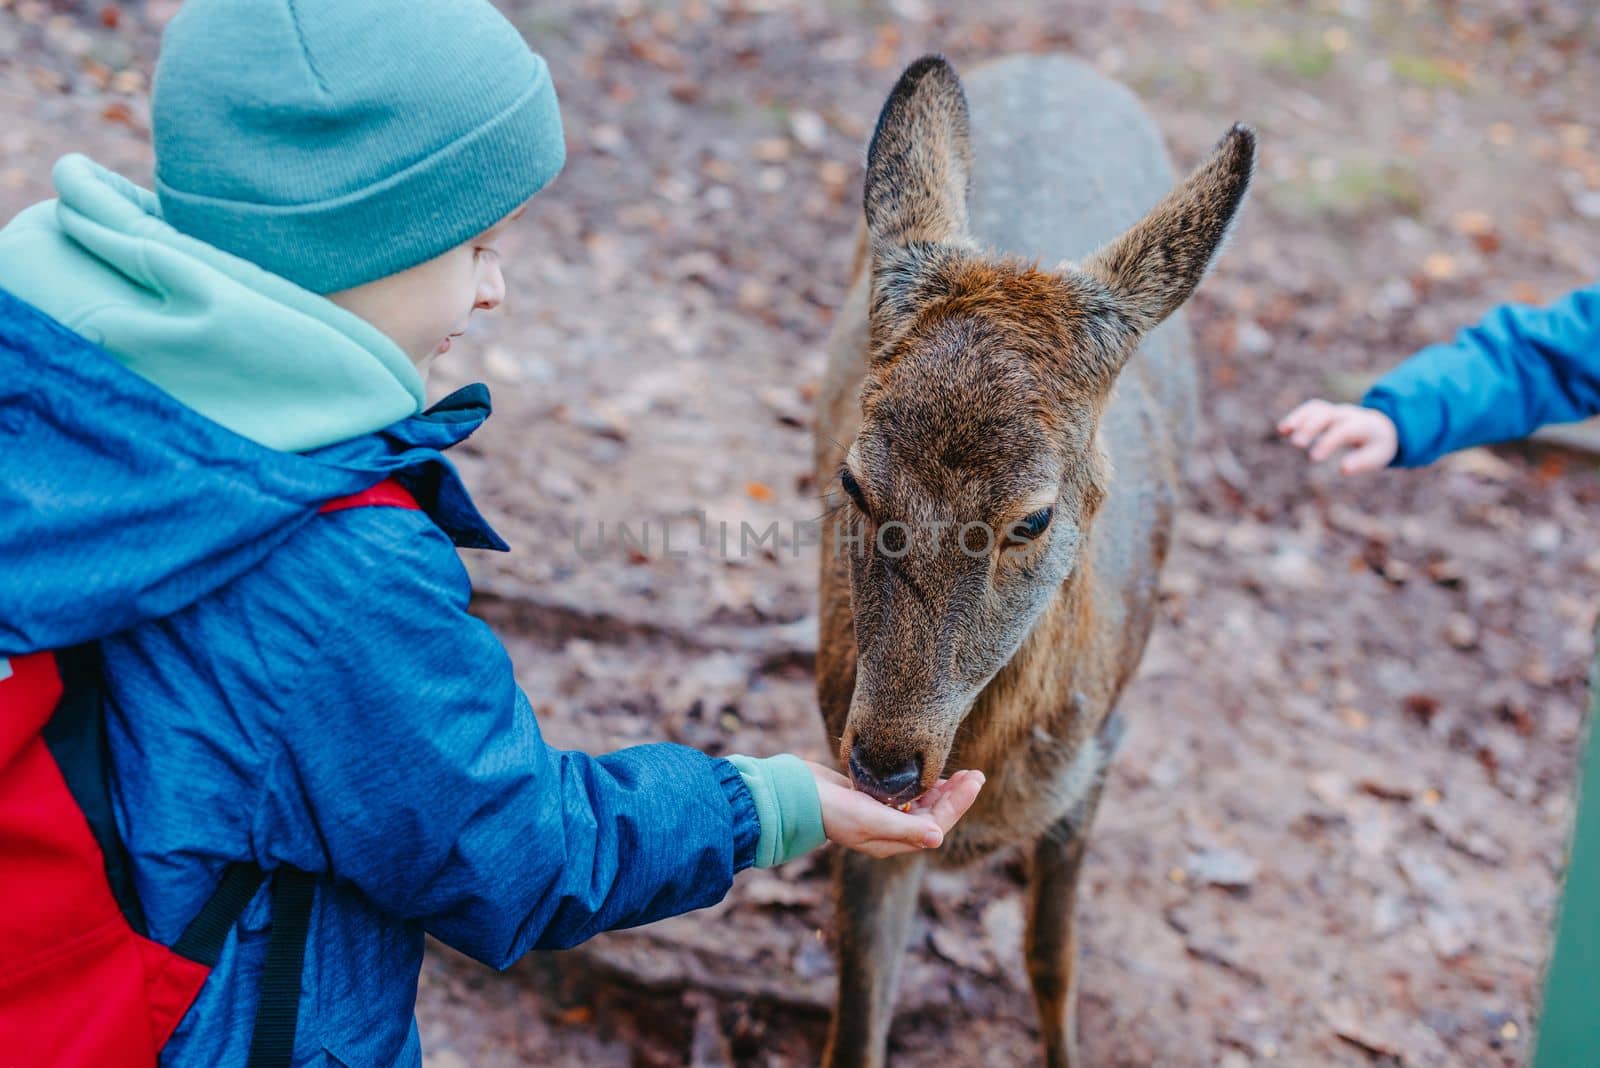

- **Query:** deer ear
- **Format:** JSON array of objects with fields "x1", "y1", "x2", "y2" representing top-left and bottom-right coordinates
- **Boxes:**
[
  {"x1": 864, "y1": 55, "x2": 974, "y2": 251},
  {"x1": 1080, "y1": 124, "x2": 1255, "y2": 334}
]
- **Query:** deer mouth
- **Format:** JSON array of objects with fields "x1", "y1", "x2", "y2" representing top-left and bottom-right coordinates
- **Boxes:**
[
  {"x1": 843, "y1": 731, "x2": 932, "y2": 806},
  {"x1": 841, "y1": 691, "x2": 980, "y2": 806}
]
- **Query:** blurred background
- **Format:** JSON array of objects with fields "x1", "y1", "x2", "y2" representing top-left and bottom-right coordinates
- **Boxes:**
[{"x1": 3, "y1": 0, "x2": 1597, "y2": 1064}]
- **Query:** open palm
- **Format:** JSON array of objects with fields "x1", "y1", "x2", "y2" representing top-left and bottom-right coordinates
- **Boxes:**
[{"x1": 806, "y1": 761, "x2": 985, "y2": 859}]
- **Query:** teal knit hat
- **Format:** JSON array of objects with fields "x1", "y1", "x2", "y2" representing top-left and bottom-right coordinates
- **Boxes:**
[{"x1": 151, "y1": 0, "x2": 564, "y2": 295}]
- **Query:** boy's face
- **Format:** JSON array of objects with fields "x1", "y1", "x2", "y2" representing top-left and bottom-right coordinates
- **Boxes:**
[{"x1": 327, "y1": 202, "x2": 528, "y2": 380}]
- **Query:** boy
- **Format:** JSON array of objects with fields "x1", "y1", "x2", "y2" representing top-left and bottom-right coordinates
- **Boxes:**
[
  {"x1": 0, "y1": 1, "x2": 983, "y2": 1064},
  {"x1": 1278, "y1": 276, "x2": 1599, "y2": 1066}
]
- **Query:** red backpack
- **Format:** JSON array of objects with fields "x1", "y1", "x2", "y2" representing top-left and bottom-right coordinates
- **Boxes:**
[{"x1": 0, "y1": 479, "x2": 419, "y2": 1067}]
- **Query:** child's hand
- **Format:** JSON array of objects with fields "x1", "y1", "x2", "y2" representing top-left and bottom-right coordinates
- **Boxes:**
[
  {"x1": 1277, "y1": 399, "x2": 1399, "y2": 475},
  {"x1": 807, "y1": 762, "x2": 985, "y2": 859}
]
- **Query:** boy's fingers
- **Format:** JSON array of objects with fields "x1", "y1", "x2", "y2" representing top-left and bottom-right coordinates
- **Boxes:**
[
  {"x1": 1278, "y1": 399, "x2": 1329, "y2": 436},
  {"x1": 1276, "y1": 400, "x2": 1315, "y2": 432},
  {"x1": 824, "y1": 769, "x2": 987, "y2": 857},
  {"x1": 1341, "y1": 438, "x2": 1392, "y2": 475},
  {"x1": 905, "y1": 776, "x2": 952, "y2": 813},
  {"x1": 1289, "y1": 406, "x2": 1339, "y2": 449},
  {"x1": 1308, "y1": 419, "x2": 1367, "y2": 461},
  {"x1": 916, "y1": 770, "x2": 985, "y2": 833},
  {"x1": 841, "y1": 787, "x2": 944, "y2": 846}
]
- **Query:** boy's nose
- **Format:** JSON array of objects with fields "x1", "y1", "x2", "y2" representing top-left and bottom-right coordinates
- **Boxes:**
[{"x1": 476, "y1": 264, "x2": 505, "y2": 312}]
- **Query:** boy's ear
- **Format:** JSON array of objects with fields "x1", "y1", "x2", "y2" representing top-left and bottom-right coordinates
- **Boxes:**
[
  {"x1": 1079, "y1": 123, "x2": 1256, "y2": 335},
  {"x1": 863, "y1": 55, "x2": 974, "y2": 251}
]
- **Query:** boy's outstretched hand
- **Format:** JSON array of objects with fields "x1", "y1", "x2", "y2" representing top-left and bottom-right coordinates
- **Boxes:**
[
  {"x1": 807, "y1": 762, "x2": 985, "y2": 859},
  {"x1": 1278, "y1": 399, "x2": 1399, "y2": 475}
]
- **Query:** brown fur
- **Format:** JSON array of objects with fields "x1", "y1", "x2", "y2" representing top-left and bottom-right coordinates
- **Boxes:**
[{"x1": 815, "y1": 55, "x2": 1253, "y2": 1068}]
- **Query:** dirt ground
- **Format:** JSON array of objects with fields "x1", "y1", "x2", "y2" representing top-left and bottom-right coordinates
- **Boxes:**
[{"x1": 5, "y1": 1, "x2": 1600, "y2": 1065}]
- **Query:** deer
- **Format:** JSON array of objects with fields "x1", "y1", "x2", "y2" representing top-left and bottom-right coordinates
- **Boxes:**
[{"x1": 811, "y1": 54, "x2": 1254, "y2": 1068}]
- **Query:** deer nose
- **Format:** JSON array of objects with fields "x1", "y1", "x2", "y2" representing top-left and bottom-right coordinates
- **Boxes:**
[{"x1": 848, "y1": 745, "x2": 923, "y2": 805}]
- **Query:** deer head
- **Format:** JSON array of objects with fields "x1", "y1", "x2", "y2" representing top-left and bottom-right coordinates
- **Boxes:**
[{"x1": 834, "y1": 55, "x2": 1254, "y2": 803}]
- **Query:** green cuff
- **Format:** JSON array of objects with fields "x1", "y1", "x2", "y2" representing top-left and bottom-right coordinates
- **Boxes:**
[{"x1": 725, "y1": 753, "x2": 826, "y2": 868}]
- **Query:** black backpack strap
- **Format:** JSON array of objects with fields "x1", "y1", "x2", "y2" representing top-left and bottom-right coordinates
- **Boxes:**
[
  {"x1": 170, "y1": 863, "x2": 314, "y2": 1068},
  {"x1": 246, "y1": 867, "x2": 316, "y2": 1068},
  {"x1": 171, "y1": 862, "x2": 268, "y2": 966}
]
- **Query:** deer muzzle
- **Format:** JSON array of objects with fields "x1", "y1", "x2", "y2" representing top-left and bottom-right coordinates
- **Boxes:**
[
  {"x1": 847, "y1": 745, "x2": 924, "y2": 805},
  {"x1": 839, "y1": 690, "x2": 968, "y2": 805}
]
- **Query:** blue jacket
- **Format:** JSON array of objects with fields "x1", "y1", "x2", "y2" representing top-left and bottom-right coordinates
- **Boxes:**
[
  {"x1": 0, "y1": 288, "x2": 761, "y2": 1066},
  {"x1": 1363, "y1": 280, "x2": 1600, "y2": 466}
]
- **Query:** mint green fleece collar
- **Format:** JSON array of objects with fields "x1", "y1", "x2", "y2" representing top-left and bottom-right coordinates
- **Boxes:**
[{"x1": 0, "y1": 155, "x2": 424, "y2": 453}]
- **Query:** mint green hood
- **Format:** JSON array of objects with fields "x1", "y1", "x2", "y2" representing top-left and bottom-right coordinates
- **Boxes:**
[{"x1": 0, "y1": 155, "x2": 424, "y2": 453}]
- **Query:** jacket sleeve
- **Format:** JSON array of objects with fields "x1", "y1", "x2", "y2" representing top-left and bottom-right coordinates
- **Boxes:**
[
  {"x1": 1362, "y1": 280, "x2": 1600, "y2": 467},
  {"x1": 250, "y1": 515, "x2": 761, "y2": 966}
]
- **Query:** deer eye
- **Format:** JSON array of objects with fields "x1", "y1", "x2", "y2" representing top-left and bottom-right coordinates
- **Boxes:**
[
  {"x1": 839, "y1": 467, "x2": 869, "y2": 514},
  {"x1": 1009, "y1": 507, "x2": 1054, "y2": 544}
]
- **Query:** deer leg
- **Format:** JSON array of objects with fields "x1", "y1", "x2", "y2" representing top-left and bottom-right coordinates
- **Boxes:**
[
  {"x1": 1026, "y1": 715, "x2": 1120, "y2": 1068},
  {"x1": 1026, "y1": 818, "x2": 1094, "y2": 1068},
  {"x1": 822, "y1": 849, "x2": 927, "y2": 1068}
]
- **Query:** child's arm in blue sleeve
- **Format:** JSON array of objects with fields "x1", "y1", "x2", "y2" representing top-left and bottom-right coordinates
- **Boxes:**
[
  {"x1": 1362, "y1": 280, "x2": 1600, "y2": 467},
  {"x1": 250, "y1": 523, "x2": 767, "y2": 967}
]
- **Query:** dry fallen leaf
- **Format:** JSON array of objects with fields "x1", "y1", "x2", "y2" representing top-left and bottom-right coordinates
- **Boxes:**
[
  {"x1": 1358, "y1": 773, "x2": 1424, "y2": 802},
  {"x1": 1558, "y1": 123, "x2": 1591, "y2": 150},
  {"x1": 866, "y1": 24, "x2": 900, "y2": 68},
  {"x1": 1452, "y1": 209, "x2": 1495, "y2": 236},
  {"x1": 1338, "y1": 706, "x2": 1370, "y2": 731},
  {"x1": 1442, "y1": 613, "x2": 1479, "y2": 650},
  {"x1": 1323, "y1": 1001, "x2": 1406, "y2": 1059},
  {"x1": 927, "y1": 925, "x2": 996, "y2": 976},
  {"x1": 1421, "y1": 252, "x2": 1459, "y2": 281},
  {"x1": 101, "y1": 101, "x2": 136, "y2": 126},
  {"x1": 1185, "y1": 848, "x2": 1259, "y2": 890},
  {"x1": 741, "y1": 871, "x2": 821, "y2": 909}
]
